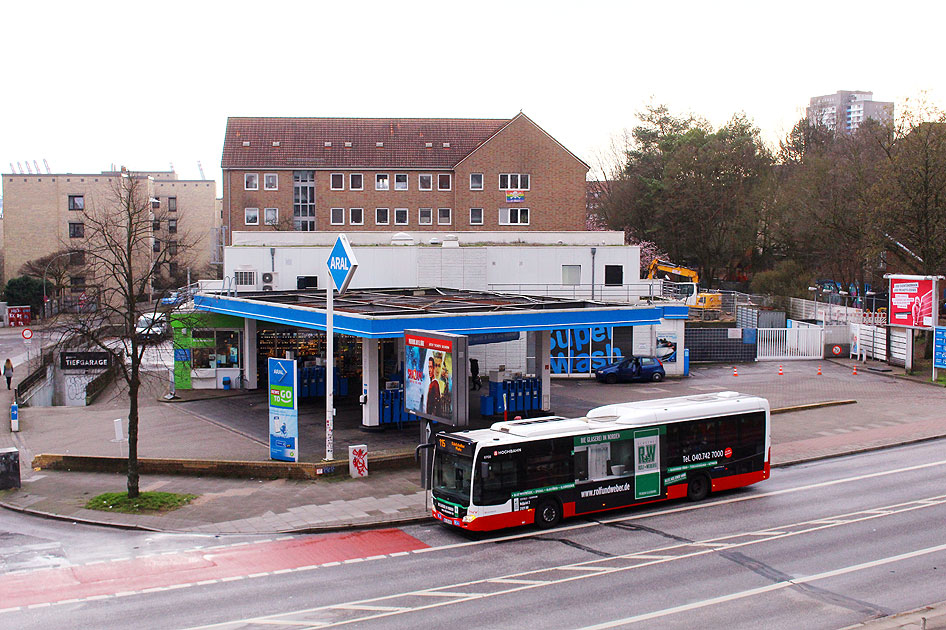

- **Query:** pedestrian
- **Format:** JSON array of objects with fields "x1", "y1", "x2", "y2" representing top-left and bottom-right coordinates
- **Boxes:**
[
  {"x1": 470, "y1": 358, "x2": 481, "y2": 391},
  {"x1": 3, "y1": 359, "x2": 12, "y2": 391}
]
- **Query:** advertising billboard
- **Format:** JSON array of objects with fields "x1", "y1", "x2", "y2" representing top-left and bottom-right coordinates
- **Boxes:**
[
  {"x1": 404, "y1": 330, "x2": 469, "y2": 427},
  {"x1": 888, "y1": 275, "x2": 938, "y2": 330},
  {"x1": 268, "y1": 357, "x2": 298, "y2": 462}
]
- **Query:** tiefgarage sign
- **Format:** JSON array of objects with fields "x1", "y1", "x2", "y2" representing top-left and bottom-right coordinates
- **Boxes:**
[{"x1": 326, "y1": 234, "x2": 358, "y2": 294}]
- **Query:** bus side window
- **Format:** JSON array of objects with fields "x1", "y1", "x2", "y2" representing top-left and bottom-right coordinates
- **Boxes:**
[
  {"x1": 477, "y1": 459, "x2": 518, "y2": 506},
  {"x1": 574, "y1": 449, "x2": 589, "y2": 481},
  {"x1": 739, "y1": 413, "x2": 765, "y2": 453}
]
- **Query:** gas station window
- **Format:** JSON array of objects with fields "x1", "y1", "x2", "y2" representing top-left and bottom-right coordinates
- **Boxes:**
[{"x1": 191, "y1": 329, "x2": 241, "y2": 369}]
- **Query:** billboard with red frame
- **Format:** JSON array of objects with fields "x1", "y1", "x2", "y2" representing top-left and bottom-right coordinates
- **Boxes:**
[{"x1": 888, "y1": 275, "x2": 937, "y2": 329}]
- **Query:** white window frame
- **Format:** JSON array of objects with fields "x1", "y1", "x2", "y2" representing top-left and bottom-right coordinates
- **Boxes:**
[
  {"x1": 376, "y1": 173, "x2": 390, "y2": 191},
  {"x1": 562, "y1": 265, "x2": 581, "y2": 286},
  {"x1": 499, "y1": 207, "x2": 530, "y2": 225},
  {"x1": 469, "y1": 208, "x2": 484, "y2": 225},
  {"x1": 330, "y1": 207, "x2": 345, "y2": 225},
  {"x1": 418, "y1": 174, "x2": 432, "y2": 191},
  {"x1": 264, "y1": 207, "x2": 278, "y2": 225},
  {"x1": 263, "y1": 173, "x2": 278, "y2": 191},
  {"x1": 244, "y1": 173, "x2": 259, "y2": 190},
  {"x1": 349, "y1": 173, "x2": 364, "y2": 190},
  {"x1": 350, "y1": 207, "x2": 364, "y2": 225},
  {"x1": 330, "y1": 173, "x2": 345, "y2": 190},
  {"x1": 437, "y1": 173, "x2": 452, "y2": 191},
  {"x1": 499, "y1": 173, "x2": 530, "y2": 191},
  {"x1": 235, "y1": 271, "x2": 256, "y2": 286},
  {"x1": 375, "y1": 208, "x2": 390, "y2": 225},
  {"x1": 394, "y1": 173, "x2": 409, "y2": 191},
  {"x1": 419, "y1": 208, "x2": 433, "y2": 225},
  {"x1": 438, "y1": 208, "x2": 452, "y2": 225},
  {"x1": 394, "y1": 208, "x2": 409, "y2": 225},
  {"x1": 470, "y1": 173, "x2": 483, "y2": 190},
  {"x1": 244, "y1": 207, "x2": 260, "y2": 225}
]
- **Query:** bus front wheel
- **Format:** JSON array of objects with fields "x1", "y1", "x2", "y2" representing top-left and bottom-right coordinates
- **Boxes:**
[
  {"x1": 535, "y1": 499, "x2": 562, "y2": 529},
  {"x1": 686, "y1": 474, "x2": 710, "y2": 502}
]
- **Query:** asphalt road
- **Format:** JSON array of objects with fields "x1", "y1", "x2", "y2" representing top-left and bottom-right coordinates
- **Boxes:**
[{"x1": 2, "y1": 439, "x2": 945, "y2": 629}]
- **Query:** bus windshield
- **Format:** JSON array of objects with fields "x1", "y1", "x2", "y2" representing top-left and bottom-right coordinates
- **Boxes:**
[{"x1": 433, "y1": 451, "x2": 472, "y2": 507}]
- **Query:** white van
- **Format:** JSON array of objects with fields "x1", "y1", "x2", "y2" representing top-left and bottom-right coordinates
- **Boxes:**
[{"x1": 135, "y1": 313, "x2": 168, "y2": 342}]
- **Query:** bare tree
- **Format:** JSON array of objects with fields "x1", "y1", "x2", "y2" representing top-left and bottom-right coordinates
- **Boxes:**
[{"x1": 46, "y1": 170, "x2": 199, "y2": 498}]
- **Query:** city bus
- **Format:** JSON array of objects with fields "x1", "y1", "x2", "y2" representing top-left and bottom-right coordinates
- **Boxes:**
[{"x1": 431, "y1": 391, "x2": 770, "y2": 532}]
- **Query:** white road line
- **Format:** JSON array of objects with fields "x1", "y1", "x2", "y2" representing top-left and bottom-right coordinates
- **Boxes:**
[{"x1": 578, "y1": 542, "x2": 946, "y2": 629}]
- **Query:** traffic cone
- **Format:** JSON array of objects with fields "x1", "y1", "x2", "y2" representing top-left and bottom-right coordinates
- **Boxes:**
[
  {"x1": 817, "y1": 365, "x2": 822, "y2": 376},
  {"x1": 733, "y1": 366, "x2": 738, "y2": 377},
  {"x1": 778, "y1": 365, "x2": 784, "y2": 376},
  {"x1": 852, "y1": 365, "x2": 858, "y2": 376}
]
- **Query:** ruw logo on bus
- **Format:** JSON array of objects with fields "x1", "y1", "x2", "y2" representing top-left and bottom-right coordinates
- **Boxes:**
[{"x1": 638, "y1": 443, "x2": 656, "y2": 465}]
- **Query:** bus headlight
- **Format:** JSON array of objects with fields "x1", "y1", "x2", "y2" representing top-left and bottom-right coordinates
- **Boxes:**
[{"x1": 462, "y1": 514, "x2": 477, "y2": 523}]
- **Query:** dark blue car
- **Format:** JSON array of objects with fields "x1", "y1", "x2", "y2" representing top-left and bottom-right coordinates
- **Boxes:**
[{"x1": 595, "y1": 356, "x2": 665, "y2": 384}]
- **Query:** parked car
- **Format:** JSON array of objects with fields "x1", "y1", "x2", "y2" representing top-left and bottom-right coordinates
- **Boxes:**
[
  {"x1": 135, "y1": 313, "x2": 168, "y2": 343},
  {"x1": 595, "y1": 356, "x2": 665, "y2": 384}
]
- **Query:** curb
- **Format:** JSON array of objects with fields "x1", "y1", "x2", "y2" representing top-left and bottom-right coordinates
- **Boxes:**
[{"x1": 770, "y1": 400, "x2": 856, "y2": 414}]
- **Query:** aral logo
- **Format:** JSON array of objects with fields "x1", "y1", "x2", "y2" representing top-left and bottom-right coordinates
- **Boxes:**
[
  {"x1": 270, "y1": 386, "x2": 294, "y2": 407},
  {"x1": 329, "y1": 257, "x2": 349, "y2": 271},
  {"x1": 638, "y1": 443, "x2": 656, "y2": 464}
]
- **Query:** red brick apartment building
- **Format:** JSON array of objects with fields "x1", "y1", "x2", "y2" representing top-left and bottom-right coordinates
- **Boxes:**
[{"x1": 221, "y1": 113, "x2": 588, "y2": 242}]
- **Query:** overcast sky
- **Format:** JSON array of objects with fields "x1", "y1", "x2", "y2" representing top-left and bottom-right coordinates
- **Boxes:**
[{"x1": 2, "y1": 0, "x2": 943, "y2": 190}]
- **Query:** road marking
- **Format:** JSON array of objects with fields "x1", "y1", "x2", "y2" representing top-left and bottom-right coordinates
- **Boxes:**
[
  {"x1": 578, "y1": 542, "x2": 946, "y2": 629},
  {"x1": 183, "y1": 494, "x2": 946, "y2": 629}
]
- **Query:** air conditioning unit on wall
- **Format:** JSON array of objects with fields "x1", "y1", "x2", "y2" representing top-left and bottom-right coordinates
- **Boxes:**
[{"x1": 261, "y1": 272, "x2": 278, "y2": 291}]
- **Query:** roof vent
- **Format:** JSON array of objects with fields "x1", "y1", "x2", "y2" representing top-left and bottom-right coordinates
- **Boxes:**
[
  {"x1": 242, "y1": 141, "x2": 250, "y2": 147},
  {"x1": 272, "y1": 141, "x2": 280, "y2": 147},
  {"x1": 391, "y1": 232, "x2": 415, "y2": 246},
  {"x1": 324, "y1": 141, "x2": 332, "y2": 147},
  {"x1": 442, "y1": 142, "x2": 451, "y2": 148},
  {"x1": 376, "y1": 141, "x2": 384, "y2": 147},
  {"x1": 425, "y1": 142, "x2": 433, "y2": 148},
  {"x1": 344, "y1": 141, "x2": 353, "y2": 148}
]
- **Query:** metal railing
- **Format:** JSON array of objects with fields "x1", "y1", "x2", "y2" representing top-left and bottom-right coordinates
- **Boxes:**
[{"x1": 487, "y1": 282, "x2": 662, "y2": 302}]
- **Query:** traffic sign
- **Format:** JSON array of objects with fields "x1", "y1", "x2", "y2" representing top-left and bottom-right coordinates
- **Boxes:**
[
  {"x1": 326, "y1": 234, "x2": 358, "y2": 294},
  {"x1": 21, "y1": 328, "x2": 33, "y2": 341},
  {"x1": 934, "y1": 326, "x2": 946, "y2": 370}
]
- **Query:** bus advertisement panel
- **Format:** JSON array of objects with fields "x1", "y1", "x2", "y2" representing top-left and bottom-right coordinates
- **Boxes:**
[
  {"x1": 431, "y1": 392, "x2": 769, "y2": 532},
  {"x1": 404, "y1": 330, "x2": 468, "y2": 427}
]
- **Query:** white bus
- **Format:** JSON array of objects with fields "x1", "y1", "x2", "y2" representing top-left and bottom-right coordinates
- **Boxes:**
[{"x1": 431, "y1": 391, "x2": 770, "y2": 531}]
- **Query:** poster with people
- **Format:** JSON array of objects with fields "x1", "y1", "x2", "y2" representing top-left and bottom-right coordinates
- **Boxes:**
[{"x1": 404, "y1": 330, "x2": 468, "y2": 426}]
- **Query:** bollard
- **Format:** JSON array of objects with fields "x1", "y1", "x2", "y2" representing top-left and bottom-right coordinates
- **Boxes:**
[
  {"x1": 111, "y1": 418, "x2": 124, "y2": 442},
  {"x1": 349, "y1": 444, "x2": 368, "y2": 478},
  {"x1": 10, "y1": 402, "x2": 18, "y2": 432}
]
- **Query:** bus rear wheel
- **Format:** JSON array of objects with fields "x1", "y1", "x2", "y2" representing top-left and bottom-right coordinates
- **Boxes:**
[
  {"x1": 535, "y1": 499, "x2": 562, "y2": 529},
  {"x1": 686, "y1": 473, "x2": 710, "y2": 502}
]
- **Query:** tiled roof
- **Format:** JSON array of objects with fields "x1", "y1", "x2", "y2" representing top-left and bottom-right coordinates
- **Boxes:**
[{"x1": 221, "y1": 117, "x2": 511, "y2": 170}]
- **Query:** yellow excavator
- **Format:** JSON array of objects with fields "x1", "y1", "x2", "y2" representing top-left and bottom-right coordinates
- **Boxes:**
[{"x1": 645, "y1": 259, "x2": 722, "y2": 309}]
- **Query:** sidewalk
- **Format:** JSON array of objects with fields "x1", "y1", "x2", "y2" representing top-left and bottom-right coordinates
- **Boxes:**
[{"x1": 1, "y1": 359, "x2": 945, "y2": 536}]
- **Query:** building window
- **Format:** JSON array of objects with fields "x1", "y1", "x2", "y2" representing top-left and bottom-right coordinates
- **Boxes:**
[
  {"x1": 394, "y1": 208, "x2": 408, "y2": 225},
  {"x1": 68, "y1": 195, "x2": 84, "y2": 211},
  {"x1": 69, "y1": 249, "x2": 85, "y2": 266},
  {"x1": 168, "y1": 219, "x2": 177, "y2": 234},
  {"x1": 376, "y1": 173, "x2": 389, "y2": 191},
  {"x1": 168, "y1": 196, "x2": 177, "y2": 212},
  {"x1": 438, "y1": 208, "x2": 452, "y2": 225},
  {"x1": 153, "y1": 239, "x2": 161, "y2": 253},
  {"x1": 244, "y1": 208, "x2": 259, "y2": 225},
  {"x1": 470, "y1": 208, "x2": 483, "y2": 225},
  {"x1": 499, "y1": 207, "x2": 529, "y2": 225},
  {"x1": 264, "y1": 173, "x2": 278, "y2": 190},
  {"x1": 245, "y1": 173, "x2": 259, "y2": 190},
  {"x1": 562, "y1": 265, "x2": 581, "y2": 286},
  {"x1": 330, "y1": 173, "x2": 344, "y2": 190},
  {"x1": 168, "y1": 241, "x2": 178, "y2": 255},
  {"x1": 331, "y1": 208, "x2": 344, "y2": 225},
  {"x1": 264, "y1": 208, "x2": 278, "y2": 225},
  {"x1": 235, "y1": 271, "x2": 256, "y2": 286},
  {"x1": 350, "y1": 207, "x2": 364, "y2": 225},
  {"x1": 499, "y1": 173, "x2": 530, "y2": 190},
  {"x1": 350, "y1": 173, "x2": 363, "y2": 190},
  {"x1": 70, "y1": 276, "x2": 86, "y2": 294},
  {"x1": 470, "y1": 173, "x2": 483, "y2": 190},
  {"x1": 153, "y1": 219, "x2": 161, "y2": 231},
  {"x1": 169, "y1": 262, "x2": 179, "y2": 276},
  {"x1": 69, "y1": 222, "x2": 84, "y2": 238},
  {"x1": 418, "y1": 174, "x2": 432, "y2": 191},
  {"x1": 419, "y1": 208, "x2": 433, "y2": 225},
  {"x1": 376, "y1": 208, "x2": 390, "y2": 225},
  {"x1": 293, "y1": 170, "x2": 316, "y2": 231},
  {"x1": 438, "y1": 174, "x2": 451, "y2": 190},
  {"x1": 604, "y1": 265, "x2": 623, "y2": 286},
  {"x1": 394, "y1": 174, "x2": 408, "y2": 190}
]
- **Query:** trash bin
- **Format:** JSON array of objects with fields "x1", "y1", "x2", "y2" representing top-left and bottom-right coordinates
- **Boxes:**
[
  {"x1": 222, "y1": 376, "x2": 231, "y2": 390},
  {"x1": 0, "y1": 447, "x2": 20, "y2": 490}
]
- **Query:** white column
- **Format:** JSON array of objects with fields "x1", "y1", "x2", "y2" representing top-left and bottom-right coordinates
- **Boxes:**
[
  {"x1": 537, "y1": 330, "x2": 551, "y2": 411},
  {"x1": 361, "y1": 337, "x2": 380, "y2": 428},
  {"x1": 243, "y1": 318, "x2": 258, "y2": 389}
]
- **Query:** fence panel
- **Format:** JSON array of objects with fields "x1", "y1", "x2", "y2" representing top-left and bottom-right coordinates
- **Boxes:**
[
  {"x1": 852, "y1": 324, "x2": 886, "y2": 360},
  {"x1": 889, "y1": 327, "x2": 908, "y2": 367},
  {"x1": 756, "y1": 328, "x2": 824, "y2": 361}
]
